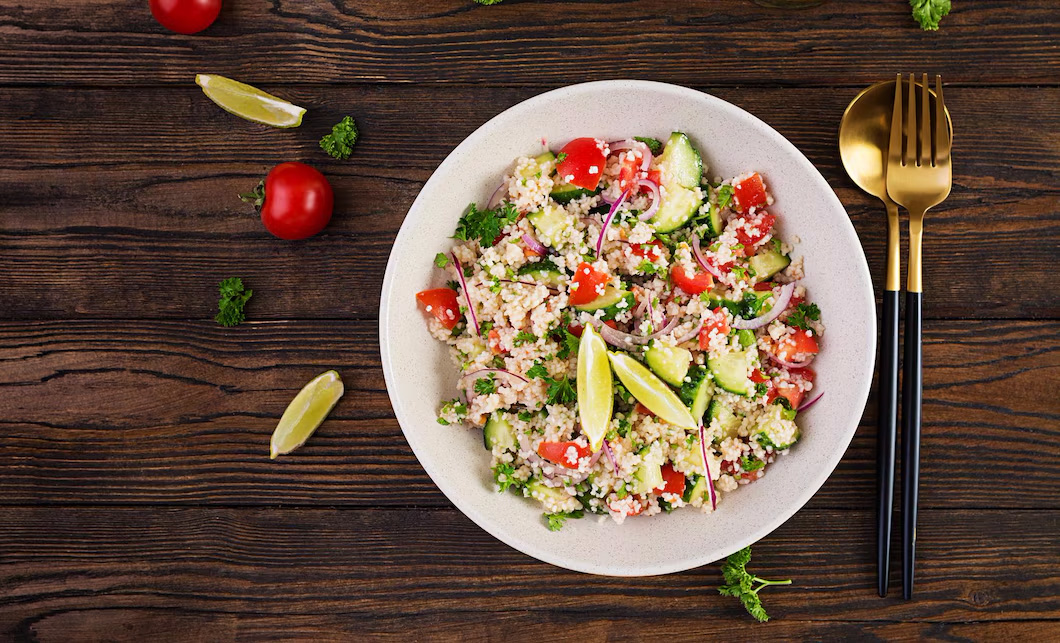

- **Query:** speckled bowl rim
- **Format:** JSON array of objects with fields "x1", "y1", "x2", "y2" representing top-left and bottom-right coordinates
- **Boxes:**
[{"x1": 380, "y1": 80, "x2": 875, "y2": 576}]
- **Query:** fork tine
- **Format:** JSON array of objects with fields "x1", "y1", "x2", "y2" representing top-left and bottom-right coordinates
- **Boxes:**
[
  {"x1": 905, "y1": 74, "x2": 917, "y2": 165},
  {"x1": 934, "y1": 75, "x2": 949, "y2": 164},
  {"x1": 889, "y1": 73, "x2": 904, "y2": 167},
  {"x1": 920, "y1": 73, "x2": 930, "y2": 167}
]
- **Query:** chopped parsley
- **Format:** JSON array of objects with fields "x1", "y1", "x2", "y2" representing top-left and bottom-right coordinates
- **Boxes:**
[
  {"x1": 215, "y1": 277, "x2": 253, "y2": 327},
  {"x1": 434, "y1": 252, "x2": 449, "y2": 268},
  {"x1": 319, "y1": 116, "x2": 359, "y2": 160},
  {"x1": 786, "y1": 302, "x2": 821, "y2": 332},
  {"x1": 634, "y1": 136, "x2": 664, "y2": 155},
  {"x1": 718, "y1": 546, "x2": 792, "y2": 622},
  {"x1": 473, "y1": 374, "x2": 497, "y2": 395},
  {"x1": 545, "y1": 509, "x2": 584, "y2": 531},
  {"x1": 454, "y1": 201, "x2": 519, "y2": 247},
  {"x1": 911, "y1": 0, "x2": 950, "y2": 31},
  {"x1": 715, "y1": 184, "x2": 735, "y2": 211},
  {"x1": 616, "y1": 416, "x2": 632, "y2": 438},
  {"x1": 446, "y1": 279, "x2": 460, "y2": 291},
  {"x1": 555, "y1": 153, "x2": 568, "y2": 163},
  {"x1": 493, "y1": 462, "x2": 522, "y2": 492},
  {"x1": 544, "y1": 375, "x2": 577, "y2": 406},
  {"x1": 517, "y1": 410, "x2": 536, "y2": 422},
  {"x1": 637, "y1": 260, "x2": 661, "y2": 275},
  {"x1": 526, "y1": 362, "x2": 549, "y2": 379},
  {"x1": 513, "y1": 330, "x2": 538, "y2": 346},
  {"x1": 740, "y1": 455, "x2": 765, "y2": 472},
  {"x1": 555, "y1": 328, "x2": 580, "y2": 359},
  {"x1": 437, "y1": 398, "x2": 468, "y2": 425}
]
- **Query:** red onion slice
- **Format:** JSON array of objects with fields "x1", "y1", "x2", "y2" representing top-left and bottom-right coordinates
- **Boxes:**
[
  {"x1": 691, "y1": 235, "x2": 724, "y2": 280},
  {"x1": 592, "y1": 315, "x2": 679, "y2": 348},
  {"x1": 637, "y1": 178, "x2": 662, "y2": 221},
  {"x1": 797, "y1": 391, "x2": 823, "y2": 412},
  {"x1": 451, "y1": 252, "x2": 479, "y2": 336},
  {"x1": 602, "y1": 439, "x2": 619, "y2": 474},
  {"x1": 698, "y1": 424, "x2": 718, "y2": 510},
  {"x1": 609, "y1": 140, "x2": 653, "y2": 171},
  {"x1": 462, "y1": 368, "x2": 529, "y2": 402},
  {"x1": 596, "y1": 188, "x2": 631, "y2": 256},
  {"x1": 732, "y1": 282, "x2": 795, "y2": 330},
  {"x1": 521, "y1": 233, "x2": 547, "y2": 255},
  {"x1": 487, "y1": 181, "x2": 507, "y2": 209},
  {"x1": 765, "y1": 350, "x2": 817, "y2": 370}
]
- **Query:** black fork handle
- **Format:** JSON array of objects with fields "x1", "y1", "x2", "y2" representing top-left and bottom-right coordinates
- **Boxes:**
[
  {"x1": 901, "y1": 291, "x2": 923, "y2": 600},
  {"x1": 876, "y1": 289, "x2": 899, "y2": 597}
]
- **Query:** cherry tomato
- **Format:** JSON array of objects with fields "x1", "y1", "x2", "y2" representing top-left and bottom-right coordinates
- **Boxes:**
[
  {"x1": 733, "y1": 172, "x2": 768, "y2": 212},
  {"x1": 249, "y1": 162, "x2": 334, "y2": 240},
  {"x1": 569, "y1": 262, "x2": 610, "y2": 306},
  {"x1": 736, "y1": 212, "x2": 776, "y2": 256},
  {"x1": 556, "y1": 138, "x2": 607, "y2": 190},
  {"x1": 415, "y1": 289, "x2": 462, "y2": 330},
  {"x1": 671, "y1": 265, "x2": 714, "y2": 295},
  {"x1": 629, "y1": 239, "x2": 665, "y2": 261},
  {"x1": 149, "y1": 0, "x2": 221, "y2": 34},
  {"x1": 537, "y1": 441, "x2": 591, "y2": 468},
  {"x1": 655, "y1": 463, "x2": 687, "y2": 496},
  {"x1": 698, "y1": 307, "x2": 730, "y2": 349}
]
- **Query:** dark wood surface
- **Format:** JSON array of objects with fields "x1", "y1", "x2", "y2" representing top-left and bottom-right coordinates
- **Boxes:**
[{"x1": 1, "y1": 0, "x2": 1057, "y2": 640}]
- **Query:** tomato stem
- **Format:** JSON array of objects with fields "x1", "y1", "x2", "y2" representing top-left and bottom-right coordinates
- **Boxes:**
[{"x1": 238, "y1": 180, "x2": 266, "y2": 209}]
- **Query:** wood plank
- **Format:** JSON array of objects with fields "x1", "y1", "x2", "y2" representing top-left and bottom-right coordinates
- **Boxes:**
[
  {"x1": 0, "y1": 86, "x2": 1056, "y2": 320},
  {"x1": 0, "y1": 319, "x2": 1055, "y2": 508},
  {"x1": 0, "y1": 1, "x2": 1056, "y2": 87},
  {"x1": 0, "y1": 507, "x2": 1057, "y2": 639}
]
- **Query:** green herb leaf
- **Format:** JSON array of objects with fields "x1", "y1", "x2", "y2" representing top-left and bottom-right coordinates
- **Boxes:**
[
  {"x1": 526, "y1": 362, "x2": 549, "y2": 379},
  {"x1": 715, "y1": 184, "x2": 735, "y2": 211},
  {"x1": 545, "y1": 509, "x2": 584, "y2": 531},
  {"x1": 718, "y1": 546, "x2": 792, "y2": 623},
  {"x1": 434, "y1": 252, "x2": 450, "y2": 268},
  {"x1": 740, "y1": 455, "x2": 765, "y2": 472},
  {"x1": 454, "y1": 201, "x2": 520, "y2": 247},
  {"x1": 910, "y1": 0, "x2": 950, "y2": 31},
  {"x1": 786, "y1": 302, "x2": 821, "y2": 332},
  {"x1": 634, "y1": 137, "x2": 664, "y2": 155},
  {"x1": 319, "y1": 116, "x2": 359, "y2": 160},
  {"x1": 555, "y1": 328, "x2": 580, "y2": 360},
  {"x1": 544, "y1": 375, "x2": 577, "y2": 406},
  {"x1": 555, "y1": 153, "x2": 568, "y2": 163},
  {"x1": 473, "y1": 374, "x2": 497, "y2": 395},
  {"x1": 513, "y1": 331, "x2": 537, "y2": 347},
  {"x1": 493, "y1": 462, "x2": 522, "y2": 492},
  {"x1": 215, "y1": 277, "x2": 252, "y2": 327}
]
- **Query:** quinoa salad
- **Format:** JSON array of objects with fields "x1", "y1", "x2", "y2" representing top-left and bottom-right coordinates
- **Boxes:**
[{"x1": 415, "y1": 134, "x2": 824, "y2": 530}]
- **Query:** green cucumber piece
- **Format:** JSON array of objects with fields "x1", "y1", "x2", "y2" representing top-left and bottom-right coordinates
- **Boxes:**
[
  {"x1": 707, "y1": 399, "x2": 741, "y2": 442},
  {"x1": 644, "y1": 344, "x2": 693, "y2": 387},
  {"x1": 680, "y1": 365, "x2": 714, "y2": 423},
  {"x1": 573, "y1": 285, "x2": 634, "y2": 320},
  {"x1": 527, "y1": 203, "x2": 575, "y2": 248},
  {"x1": 483, "y1": 412, "x2": 517, "y2": 451},
  {"x1": 708, "y1": 348, "x2": 755, "y2": 396},
  {"x1": 658, "y1": 132, "x2": 703, "y2": 190},
  {"x1": 631, "y1": 446, "x2": 665, "y2": 496},
  {"x1": 517, "y1": 264, "x2": 566, "y2": 287},
  {"x1": 526, "y1": 479, "x2": 574, "y2": 506},
  {"x1": 684, "y1": 474, "x2": 709, "y2": 504},
  {"x1": 517, "y1": 152, "x2": 556, "y2": 181},
  {"x1": 650, "y1": 183, "x2": 703, "y2": 233},
  {"x1": 749, "y1": 246, "x2": 791, "y2": 279},
  {"x1": 550, "y1": 182, "x2": 599, "y2": 204}
]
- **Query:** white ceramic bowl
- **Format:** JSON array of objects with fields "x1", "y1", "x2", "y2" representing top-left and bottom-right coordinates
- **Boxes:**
[{"x1": 380, "y1": 80, "x2": 875, "y2": 576}]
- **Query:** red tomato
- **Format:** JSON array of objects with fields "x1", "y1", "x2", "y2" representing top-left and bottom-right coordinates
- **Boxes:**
[
  {"x1": 569, "y1": 262, "x2": 610, "y2": 306},
  {"x1": 556, "y1": 138, "x2": 607, "y2": 190},
  {"x1": 537, "y1": 441, "x2": 591, "y2": 468},
  {"x1": 415, "y1": 289, "x2": 462, "y2": 330},
  {"x1": 775, "y1": 329, "x2": 820, "y2": 362},
  {"x1": 647, "y1": 169, "x2": 663, "y2": 185},
  {"x1": 630, "y1": 239, "x2": 665, "y2": 261},
  {"x1": 733, "y1": 172, "x2": 768, "y2": 212},
  {"x1": 487, "y1": 328, "x2": 506, "y2": 355},
  {"x1": 735, "y1": 213, "x2": 776, "y2": 256},
  {"x1": 655, "y1": 463, "x2": 687, "y2": 496},
  {"x1": 615, "y1": 151, "x2": 643, "y2": 192},
  {"x1": 698, "y1": 307, "x2": 730, "y2": 349},
  {"x1": 671, "y1": 265, "x2": 714, "y2": 295},
  {"x1": 704, "y1": 252, "x2": 733, "y2": 275},
  {"x1": 608, "y1": 496, "x2": 644, "y2": 516},
  {"x1": 750, "y1": 368, "x2": 769, "y2": 384},
  {"x1": 769, "y1": 381, "x2": 804, "y2": 410},
  {"x1": 246, "y1": 162, "x2": 334, "y2": 240},
  {"x1": 753, "y1": 282, "x2": 775, "y2": 292},
  {"x1": 635, "y1": 402, "x2": 655, "y2": 418},
  {"x1": 149, "y1": 0, "x2": 221, "y2": 34}
]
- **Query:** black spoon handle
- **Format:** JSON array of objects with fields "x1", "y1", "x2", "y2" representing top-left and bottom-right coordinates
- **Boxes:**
[
  {"x1": 876, "y1": 289, "x2": 899, "y2": 597},
  {"x1": 901, "y1": 291, "x2": 923, "y2": 600}
]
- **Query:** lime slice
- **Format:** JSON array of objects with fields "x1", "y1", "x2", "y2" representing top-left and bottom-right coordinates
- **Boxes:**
[
  {"x1": 195, "y1": 74, "x2": 306, "y2": 128},
  {"x1": 608, "y1": 352, "x2": 697, "y2": 430},
  {"x1": 577, "y1": 324, "x2": 613, "y2": 452},
  {"x1": 270, "y1": 370, "x2": 344, "y2": 458}
]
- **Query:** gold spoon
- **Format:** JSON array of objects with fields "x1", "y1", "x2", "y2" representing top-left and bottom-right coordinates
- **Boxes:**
[{"x1": 839, "y1": 79, "x2": 951, "y2": 598}]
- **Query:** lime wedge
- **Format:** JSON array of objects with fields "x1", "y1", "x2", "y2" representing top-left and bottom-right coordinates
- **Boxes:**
[
  {"x1": 577, "y1": 324, "x2": 613, "y2": 451},
  {"x1": 195, "y1": 74, "x2": 306, "y2": 128},
  {"x1": 608, "y1": 352, "x2": 697, "y2": 430},
  {"x1": 270, "y1": 370, "x2": 344, "y2": 458}
]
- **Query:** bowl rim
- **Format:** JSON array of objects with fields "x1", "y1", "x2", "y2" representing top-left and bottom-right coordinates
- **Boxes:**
[{"x1": 380, "y1": 79, "x2": 876, "y2": 576}]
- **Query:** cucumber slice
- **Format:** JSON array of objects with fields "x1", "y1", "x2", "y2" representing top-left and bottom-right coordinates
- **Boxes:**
[
  {"x1": 527, "y1": 203, "x2": 575, "y2": 248},
  {"x1": 704, "y1": 202, "x2": 724, "y2": 238},
  {"x1": 517, "y1": 152, "x2": 556, "y2": 181},
  {"x1": 658, "y1": 132, "x2": 703, "y2": 190},
  {"x1": 680, "y1": 366, "x2": 714, "y2": 423},
  {"x1": 551, "y1": 182, "x2": 599, "y2": 204},
  {"x1": 755, "y1": 404, "x2": 801, "y2": 450},
  {"x1": 527, "y1": 479, "x2": 573, "y2": 506},
  {"x1": 650, "y1": 183, "x2": 703, "y2": 233},
  {"x1": 574, "y1": 285, "x2": 634, "y2": 318},
  {"x1": 707, "y1": 399, "x2": 741, "y2": 442},
  {"x1": 483, "y1": 412, "x2": 517, "y2": 451},
  {"x1": 708, "y1": 348, "x2": 755, "y2": 396},
  {"x1": 631, "y1": 445, "x2": 665, "y2": 495},
  {"x1": 518, "y1": 266, "x2": 566, "y2": 287},
  {"x1": 684, "y1": 474, "x2": 709, "y2": 504},
  {"x1": 644, "y1": 344, "x2": 693, "y2": 387},
  {"x1": 749, "y1": 246, "x2": 791, "y2": 279}
]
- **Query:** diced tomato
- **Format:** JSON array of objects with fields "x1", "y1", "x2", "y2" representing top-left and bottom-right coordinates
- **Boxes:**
[
  {"x1": 415, "y1": 288, "x2": 462, "y2": 330},
  {"x1": 647, "y1": 169, "x2": 663, "y2": 185},
  {"x1": 698, "y1": 307, "x2": 730, "y2": 349},
  {"x1": 655, "y1": 463, "x2": 687, "y2": 496},
  {"x1": 635, "y1": 402, "x2": 656, "y2": 418},
  {"x1": 774, "y1": 329, "x2": 820, "y2": 362},
  {"x1": 537, "y1": 440, "x2": 592, "y2": 468},
  {"x1": 615, "y1": 151, "x2": 643, "y2": 192},
  {"x1": 733, "y1": 172, "x2": 768, "y2": 212},
  {"x1": 630, "y1": 239, "x2": 665, "y2": 261},
  {"x1": 753, "y1": 282, "x2": 775, "y2": 292},
  {"x1": 569, "y1": 262, "x2": 610, "y2": 306},
  {"x1": 704, "y1": 252, "x2": 733, "y2": 275},
  {"x1": 487, "y1": 328, "x2": 506, "y2": 354},
  {"x1": 671, "y1": 265, "x2": 714, "y2": 295},
  {"x1": 735, "y1": 212, "x2": 776, "y2": 256},
  {"x1": 567, "y1": 320, "x2": 616, "y2": 338},
  {"x1": 767, "y1": 381, "x2": 804, "y2": 410},
  {"x1": 608, "y1": 495, "x2": 645, "y2": 516},
  {"x1": 556, "y1": 138, "x2": 608, "y2": 190},
  {"x1": 523, "y1": 245, "x2": 545, "y2": 258},
  {"x1": 750, "y1": 368, "x2": 769, "y2": 384}
]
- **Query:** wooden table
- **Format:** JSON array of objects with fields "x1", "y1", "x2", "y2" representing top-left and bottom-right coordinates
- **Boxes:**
[{"x1": 1, "y1": 1, "x2": 1057, "y2": 640}]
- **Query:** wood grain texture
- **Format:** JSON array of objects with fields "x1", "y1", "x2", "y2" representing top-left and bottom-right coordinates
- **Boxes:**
[
  {"x1": 0, "y1": 319, "x2": 1056, "y2": 508},
  {"x1": 0, "y1": 86, "x2": 1057, "y2": 320},
  {"x1": 1, "y1": 507, "x2": 1058, "y2": 641},
  {"x1": 0, "y1": 1, "x2": 1056, "y2": 87}
]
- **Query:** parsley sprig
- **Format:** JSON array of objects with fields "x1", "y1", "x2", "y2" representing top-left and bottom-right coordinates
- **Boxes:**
[
  {"x1": 718, "y1": 547, "x2": 791, "y2": 622},
  {"x1": 911, "y1": 0, "x2": 950, "y2": 31},
  {"x1": 545, "y1": 510, "x2": 583, "y2": 531},
  {"x1": 215, "y1": 277, "x2": 252, "y2": 327},
  {"x1": 454, "y1": 201, "x2": 520, "y2": 247},
  {"x1": 786, "y1": 302, "x2": 821, "y2": 332},
  {"x1": 319, "y1": 116, "x2": 359, "y2": 160},
  {"x1": 544, "y1": 375, "x2": 577, "y2": 406}
]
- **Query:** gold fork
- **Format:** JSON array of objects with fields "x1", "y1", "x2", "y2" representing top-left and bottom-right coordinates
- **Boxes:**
[{"x1": 886, "y1": 73, "x2": 952, "y2": 600}]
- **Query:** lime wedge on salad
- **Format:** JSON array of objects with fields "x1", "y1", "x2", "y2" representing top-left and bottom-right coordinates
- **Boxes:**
[
  {"x1": 270, "y1": 370, "x2": 344, "y2": 459},
  {"x1": 195, "y1": 74, "x2": 306, "y2": 128},
  {"x1": 577, "y1": 324, "x2": 613, "y2": 451},
  {"x1": 608, "y1": 352, "x2": 698, "y2": 430}
]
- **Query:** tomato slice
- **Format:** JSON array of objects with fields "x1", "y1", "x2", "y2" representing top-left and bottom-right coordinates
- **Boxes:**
[
  {"x1": 615, "y1": 151, "x2": 643, "y2": 192},
  {"x1": 671, "y1": 265, "x2": 714, "y2": 295},
  {"x1": 569, "y1": 262, "x2": 610, "y2": 306},
  {"x1": 655, "y1": 462, "x2": 687, "y2": 496},
  {"x1": 556, "y1": 138, "x2": 607, "y2": 190},
  {"x1": 415, "y1": 288, "x2": 462, "y2": 330},
  {"x1": 634, "y1": 402, "x2": 656, "y2": 418},
  {"x1": 537, "y1": 440, "x2": 591, "y2": 468},
  {"x1": 735, "y1": 212, "x2": 776, "y2": 256},
  {"x1": 698, "y1": 307, "x2": 730, "y2": 349},
  {"x1": 630, "y1": 239, "x2": 665, "y2": 261},
  {"x1": 775, "y1": 329, "x2": 820, "y2": 361},
  {"x1": 753, "y1": 281, "x2": 775, "y2": 292},
  {"x1": 750, "y1": 368, "x2": 769, "y2": 384},
  {"x1": 733, "y1": 172, "x2": 768, "y2": 212}
]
